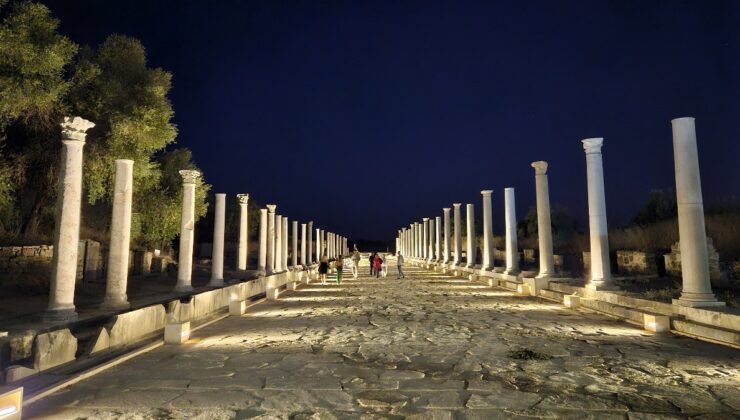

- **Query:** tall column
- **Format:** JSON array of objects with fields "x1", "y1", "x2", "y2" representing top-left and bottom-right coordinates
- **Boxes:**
[
  {"x1": 422, "y1": 219, "x2": 429, "y2": 260},
  {"x1": 453, "y1": 204, "x2": 462, "y2": 265},
  {"x1": 101, "y1": 159, "x2": 133, "y2": 310},
  {"x1": 282, "y1": 216, "x2": 289, "y2": 270},
  {"x1": 428, "y1": 219, "x2": 435, "y2": 262},
  {"x1": 435, "y1": 216, "x2": 441, "y2": 262},
  {"x1": 532, "y1": 161, "x2": 555, "y2": 278},
  {"x1": 328, "y1": 232, "x2": 334, "y2": 258},
  {"x1": 582, "y1": 138, "x2": 613, "y2": 289},
  {"x1": 443, "y1": 208, "x2": 451, "y2": 263},
  {"x1": 307, "y1": 221, "x2": 314, "y2": 264},
  {"x1": 258, "y1": 208, "x2": 268, "y2": 276},
  {"x1": 45, "y1": 117, "x2": 94, "y2": 322},
  {"x1": 209, "y1": 193, "x2": 226, "y2": 287},
  {"x1": 275, "y1": 215, "x2": 283, "y2": 272},
  {"x1": 417, "y1": 222, "x2": 422, "y2": 258},
  {"x1": 466, "y1": 204, "x2": 476, "y2": 268},
  {"x1": 672, "y1": 118, "x2": 722, "y2": 306},
  {"x1": 266, "y1": 205, "x2": 276, "y2": 275},
  {"x1": 300, "y1": 223, "x2": 307, "y2": 266},
  {"x1": 174, "y1": 170, "x2": 201, "y2": 293},
  {"x1": 504, "y1": 188, "x2": 519, "y2": 275},
  {"x1": 236, "y1": 194, "x2": 249, "y2": 271},
  {"x1": 292, "y1": 221, "x2": 299, "y2": 268},
  {"x1": 481, "y1": 190, "x2": 494, "y2": 270},
  {"x1": 316, "y1": 228, "x2": 322, "y2": 260},
  {"x1": 412, "y1": 224, "x2": 417, "y2": 257}
]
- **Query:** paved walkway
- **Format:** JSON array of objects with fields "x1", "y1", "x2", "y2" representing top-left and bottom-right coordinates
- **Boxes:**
[{"x1": 29, "y1": 265, "x2": 740, "y2": 419}]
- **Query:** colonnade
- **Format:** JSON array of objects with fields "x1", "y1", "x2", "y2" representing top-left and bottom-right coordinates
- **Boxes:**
[
  {"x1": 396, "y1": 117, "x2": 722, "y2": 307},
  {"x1": 42, "y1": 116, "x2": 350, "y2": 323}
]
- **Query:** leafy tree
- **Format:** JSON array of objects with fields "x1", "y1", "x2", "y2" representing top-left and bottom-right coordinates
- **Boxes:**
[{"x1": 631, "y1": 189, "x2": 677, "y2": 226}]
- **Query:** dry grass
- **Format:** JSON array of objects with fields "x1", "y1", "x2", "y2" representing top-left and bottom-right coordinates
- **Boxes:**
[{"x1": 608, "y1": 219, "x2": 679, "y2": 252}]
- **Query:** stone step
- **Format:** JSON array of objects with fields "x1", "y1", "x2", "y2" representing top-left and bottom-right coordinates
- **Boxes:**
[
  {"x1": 578, "y1": 297, "x2": 654, "y2": 326},
  {"x1": 672, "y1": 319, "x2": 740, "y2": 348},
  {"x1": 538, "y1": 288, "x2": 566, "y2": 302}
]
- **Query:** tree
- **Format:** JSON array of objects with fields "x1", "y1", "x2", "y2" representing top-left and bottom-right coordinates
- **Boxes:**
[
  {"x1": 631, "y1": 189, "x2": 677, "y2": 226},
  {"x1": 518, "y1": 204, "x2": 579, "y2": 250}
]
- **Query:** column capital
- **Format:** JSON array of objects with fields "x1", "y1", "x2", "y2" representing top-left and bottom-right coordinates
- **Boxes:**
[
  {"x1": 481, "y1": 190, "x2": 493, "y2": 195},
  {"x1": 266, "y1": 204, "x2": 277, "y2": 213},
  {"x1": 237, "y1": 193, "x2": 249, "y2": 204},
  {"x1": 531, "y1": 160, "x2": 548, "y2": 175},
  {"x1": 505, "y1": 187, "x2": 515, "y2": 193},
  {"x1": 61, "y1": 116, "x2": 95, "y2": 142},
  {"x1": 443, "y1": 207, "x2": 451, "y2": 213},
  {"x1": 452, "y1": 203, "x2": 462, "y2": 208},
  {"x1": 423, "y1": 217, "x2": 429, "y2": 222},
  {"x1": 582, "y1": 138, "x2": 604, "y2": 154},
  {"x1": 179, "y1": 170, "x2": 201, "y2": 184},
  {"x1": 671, "y1": 116, "x2": 695, "y2": 125}
]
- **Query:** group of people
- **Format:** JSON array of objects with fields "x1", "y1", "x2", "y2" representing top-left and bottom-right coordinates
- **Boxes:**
[{"x1": 316, "y1": 248, "x2": 406, "y2": 284}]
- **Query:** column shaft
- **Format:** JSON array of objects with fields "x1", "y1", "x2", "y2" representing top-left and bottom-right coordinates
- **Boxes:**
[
  {"x1": 532, "y1": 162, "x2": 555, "y2": 278},
  {"x1": 466, "y1": 204, "x2": 476, "y2": 267},
  {"x1": 481, "y1": 190, "x2": 494, "y2": 270},
  {"x1": 258, "y1": 209, "x2": 268, "y2": 275},
  {"x1": 583, "y1": 138, "x2": 613, "y2": 289},
  {"x1": 266, "y1": 205, "x2": 276, "y2": 275},
  {"x1": 102, "y1": 159, "x2": 133, "y2": 309},
  {"x1": 453, "y1": 204, "x2": 462, "y2": 264},
  {"x1": 504, "y1": 188, "x2": 519, "y2": 274},
  {"x1": 175, "y1": 170, "x2": 200, "y2": 292},
  {"x1": 209, "y1": 193, "x2": 226, "y2": 287},
  {"x1": 443, "y1": 208, "x2": 451, "y2": 263},
  {"x1": 237, "y1": 194, "x2": 249, "y2": 271}
]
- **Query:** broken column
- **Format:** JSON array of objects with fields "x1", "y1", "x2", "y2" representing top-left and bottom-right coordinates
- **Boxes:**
[
  {"x1": 101, "y1": 159, "x2": 133, "y2": 310},
  {"x1": 208, "y1": 193, "x2": 226, "y2": 287},
  {"x1": 504, "y1": 188, "x2": 519, "y2": 275}
]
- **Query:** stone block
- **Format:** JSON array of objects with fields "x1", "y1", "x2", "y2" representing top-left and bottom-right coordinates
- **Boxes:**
[
  {"x1": 108, "y1": 304, "x2": 166, "y2": 348},
  {"x1": 229, "y1": 300, "x2": 246, "y2": 316},
  {"x1": 516, "y1": 283, "x2": 530, "y2": 296},
  {"x1": 5, "y1": 365, "x2": 38, "y2": 383},
  {"x1": 287, "y1": 281, "x2": 298, "y2": 291},
  {"x1": 643, "y1": 314, "x2": 671, "y2": 333},
  {"x1": 564, "y1": 295, "x2": 580, "y2": 309},
  {"x1": 266, "y1": 287, "x2": 279, "y2": 300},
  {"x1": 468, "y1": 274, "x2": 477, "y2": 282},
  {"x1": 522, "y1": 277, "x2": 550, "y2": 296},
  {"x1": 9, "y1": 331, "x2": 34, "y2": 362},
  {"x1": 164, "y1": 321, "x2": 190, "y2": 344},
  {"x1": 33, "y1": 329, "x2": 77, "y2": 371},
  {"x1": 87, "y1": 327, "x2": 110, "y2": 354}
]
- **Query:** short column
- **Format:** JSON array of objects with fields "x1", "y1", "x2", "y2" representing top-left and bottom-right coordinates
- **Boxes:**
[
  {"x1": 258, "y1": 208, "x2": 268, "y2": 276},
  {"x1": 532, "y1": 162, "x2": 555, "y2": 278},
  {"x1": 671, "y1": 118, "x2": 723, "y2": 307},
  {"x1": 582, "y1": 138, "x2": 614, "y2": 290},
  {"x1": 209, "y1": 193, "x2": 226, "y2": 287},
  {"x1": 282, "y1": 217, "x2": 288, "y2": 270},
  {"x1": 453, "y1": 204, "x2": 462, "y2": 265},
  {"x1": 443, "y1": 208, "x2": 451, "y2": 263},
  {"x1": 275, "y1": 215, "x2": 283, "y2": 272},
  {"x1": 101, "y1": 159, "x2": 134, "y2": 310},
  {"x1": 174, "y1": 170, "x2": 201, "y2": 293},
  {"x1": 466, "y1": 204, "x2": 476, "y2": 268},
  {"x1": 481, "y1": 190, "x2": 494, "y2": 270},
  {"x1": 236, "y1": 194, "x2": 249, "y2": 271},
  {"x1": 266, "y1": 205, "x2": 276, "y2": 275},
  {"x1": 504, "y1": 188, "x2": 519, "y2": 275}
]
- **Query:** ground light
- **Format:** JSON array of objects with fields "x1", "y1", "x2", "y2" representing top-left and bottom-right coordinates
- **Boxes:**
[{"x1": 0, "y1": 387, "x2": 22, "y2": 420}]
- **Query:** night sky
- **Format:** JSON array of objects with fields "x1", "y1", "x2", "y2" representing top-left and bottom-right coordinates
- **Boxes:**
[{"x1": 45, "y1": 0, "x2": 740, "y2": 241}]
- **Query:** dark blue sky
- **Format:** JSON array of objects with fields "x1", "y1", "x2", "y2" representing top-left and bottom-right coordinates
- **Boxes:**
[{"x1": 46, "y1": 0, "x2": 740, "y2": 241}]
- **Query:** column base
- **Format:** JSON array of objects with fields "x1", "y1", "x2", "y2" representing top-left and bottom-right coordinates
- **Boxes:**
[
  {"x1": 535, "y1": 272, "x2": 554, "y2": 279},
  {"x1": 586, "y1": 280, "x2": 619, "y2": 291},
  {"x1": 174, "y1": 284, "x2": 194, "y2": 293},
  {"x1": 673, "y1": 294, "x2": 725, "y2": 308},
  {"x1": 41, "y1": 308, "x2": 78, "y2": 323},
  {"x1": 208, "y1": 278, "x2": 224, "y2": 288},
  {"x1": 257, "y1": 269, "x2": 266, "y2": 277},
  {"x1": 100, "y1": 297, "x2": 130, "y2": 311}
]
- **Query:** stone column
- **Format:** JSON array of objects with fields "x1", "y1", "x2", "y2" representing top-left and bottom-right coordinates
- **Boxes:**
[
  {"x1": 266, "y1": 205, "x2": 276, "y2": 275},
  {"x1": 504, "y1": 188, "x2": 519, "y2": 275},
  {"x1": 174, "y1": 170, "x2": 201, "y2": 293},
  {"x1": 275, "y1": 215, "x2": 283, "y2": 272},
  {"x1": 532, "y1": 162, "x2": 555, "y2": 278},
  {"x1": 45, "y1": 117, "x2": 95, "y2": 322},
  {"x1": 443, "y1": 208, "x2": 451, "y2": 263},
  {"x1": 453, "y1": 204, "x2": 462, "y2": 265},
  {"x1": 300, "y1": 223, "x2": 307, "y2": 266},
  {"x1": 481, "y1": 190, "x2": 494, "y2": 270},
  {"x1": 101, "y1": 159, "x2": 133, "y2": 310},
  {"x1": 258, "y1": 208, "x2": 268, "y2": 276},
  {"x1": 316, "y1": 228, "x2": 322, "y2": 260},
  {"x1": 428, "y1": 219, "x2": 435, "y2": 262},
  {"x1": 422, "y1": 218, "x2": 429, "y2": 260},
  {"x1": 672, "y1": 118, "x2": 723, "y2": 306},
  {"x1": 582, "y1": 138, "x2": 613, "y2": 289},
  {"x1": 307, "y1": 221, "x2": 314, "y2": 264},
  {"x1": 236, "y1": 194, "x2": 249, "y2": 271},
  {"x1": 209, "y1": 193, "x2": 226, "y2": 287},
  {"x1": 435, "y1": 216, "x2": 442, "y2": 262},
  {"x1": 282, "y1": 217, "x2": 289, "y2": 270},
  {"x1": 292, "y1": 221, "x2": 298, "y2": 268},
  {"x1": 466, "y1": 204, "x2": 476, "y2": 268}
]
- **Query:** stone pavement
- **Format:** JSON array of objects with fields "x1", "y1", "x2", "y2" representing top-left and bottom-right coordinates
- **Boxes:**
[{"x1": 28, "y1": 265, "x2": 740, "y2": 419}]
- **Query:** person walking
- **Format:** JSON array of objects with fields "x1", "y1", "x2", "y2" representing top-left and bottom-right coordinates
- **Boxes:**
[
  {"x1": 318, "y1": 254, "x2": 329, "y2": 284},
  {"x1": 373, "y1": 253, "x2": 383, "y2": 278},
  {"x1": 396, "y1": 251, "x2": 405, "y2": 279},
  {"x1": 381, "y1": 254, "x2": 388, "y2": 278},
  {"x1": 368, "y1": 252, "x2": 376, "y2": 276},
  {"x1": 351, "y1": 248, "x2": 361, "y2": 278},
  {"x1": 335, "y1": 256, "x2": 344, "y2": 285}
]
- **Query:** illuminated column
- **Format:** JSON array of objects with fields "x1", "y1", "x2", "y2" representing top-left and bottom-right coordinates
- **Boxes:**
[
  {"x1": 258, "y1": 208, "x2": 268, "y2": 276},
  {"x1": 504, "y1": 188, "x2": 519, "y2": 274},
  {"x1": 292, "y1": 220, "x2": 298, "y2": 268},
  {"x1": 300, "y1": 223, "x2": 307, "y2": 266},
  {"x1": 422, "y1": 218, "x2": 429, "y2": 261},
  {"x1": 453, "y1": 204, "x2": 462, "y2": 265},
  {"x1": 101, "y1": 159, "x2": 133, "y2": 310},
  {"x1": 174, "y1": 170, "x2": 200, "y2": 293},
  {"x1": 672, "y1": 117, "x2": 723, "y2": 307},
  {"x1": 266, "y1": 205, "x2": 276, "y2": 275},
  {"x1": 466, "y1": 204, "x2": 476, "y2": 268},
  {"x1": 282, "y1": 216, "x2": 288, "y2": 270},
  {"x1": 582, "y1": 138, "x2": 613, "y2": 289},
  {"x1": 443, "y1": 208, "x2": 451, "y2": 263},
  {"x1": 208, "y1": 193, "x2": 226, "y2": 287},
  {"x1": 481, "y1": 190, "x2": 494, "y2": 270},
  {"x1": 532, "y1": 162, "x2": 555, "y2": 278},
  {"x1": 236, "y1": 194, "x2": 249, "y2": 271},
  {"x1": 435, "y1": 216, "x2": 441, "y2": 262},
  {"x1": 307, "y1": 221, "x2": 314, "y2": 264},
  {"x1": 316, "y1": 228, "x2": 322, "y2": 259},
  {"x1": 275, "y1": 215, "x2": 283, "y2": 272},
  {"x1": 45, "y1": 117, "x2": 94, "y2": 322}
]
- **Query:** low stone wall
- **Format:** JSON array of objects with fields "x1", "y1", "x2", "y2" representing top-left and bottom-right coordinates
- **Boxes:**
[
  {"x1": 523, "y1": 249, "x2": 536, "y2": 264},
  {"x1": 616, "y1": 250, "x2": 659, "y2": 276},
  {"x1": 664, "y1": 239, "x2": 722, "y2": 282}
]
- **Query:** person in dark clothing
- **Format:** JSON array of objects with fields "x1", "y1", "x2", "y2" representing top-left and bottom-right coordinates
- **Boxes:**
[{"x1": 369, "y1": 252, "x2": 376, "y2": 276}]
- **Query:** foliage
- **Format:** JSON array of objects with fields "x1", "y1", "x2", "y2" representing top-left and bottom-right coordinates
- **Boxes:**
[
  {"x1": 517, "y1": 204, "x2": 579, "y2": 252},
  {"x1": 631, "y1": 189, "x2": 677, "y2": 226}
]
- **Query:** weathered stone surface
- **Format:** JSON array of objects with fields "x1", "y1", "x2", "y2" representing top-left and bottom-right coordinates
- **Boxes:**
[
  {"x1": 108, "y1": 304, "x2": 166, "y2": 347},
  {"x1": 33, "y1": 328, "x2": 77, "y2": 371},
  {"x1": 87, "y1": 327, "x2": 110, "y2": 354}
]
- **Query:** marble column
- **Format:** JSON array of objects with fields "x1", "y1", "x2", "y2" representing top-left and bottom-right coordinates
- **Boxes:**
[
  {"x1": 101, "y1": 159, "x2": 133, "y2": 310},
  {"x1": 453, "y1": 203, "x2": 462, "y2": 265},
  {"x1": 307, "y1": 221, "x2": 314, "y2": 264},
  {"x1": 275, "y1": 215, "x2": 283, "y2": 272},
  {"x1": 258, "y1": 208, "x2": 268, "y2": 276},
  {"x1": 466, "y1": 204, "x2": 476, "y2": 268},
  {"x1": 45, "y1": 117, "x2": 94, "y2": 322},
  {"x1": 481, "y1": 190, "x2": 494, "y2": 270},
  {"x1": 266, "y1": 205, "x2": 276, "y2": 275},
  {"x1": 504, "y1": 188, "x2": 519, "y2": 275},
  {"x1": 236, "y1": 194, "x2": 249, "y2": 271},
  {"x1": 300, "y1": 223, "x2": 307, "y2": 266},
  {"x1": 443, "y1": 208, "x2": 451, "y2": 263},
  {"x1": 435, "y1": 216, "x2": 441, "y2": 262},
  {"x1": 532, "y1": 162, "x2": 555, "y2": 278},
  {"x1": 174, "y1": 170, "x2": 201, "y2": 293},
  {"x1": 282, "y1": 216, "x2": 288, "y2": 270},
  {"x1": 422, "y1": 219, "x2": 429, "y2": 261},
  {"x1": 208, "y1": 193, "x2": 226, "y2": 287},
  {"x1": 429, "y1": 219, "x2": 436, "y2": 262},
  {"x1": 316, "y1": 228, "x2": 321, "y2": 260},
  {"x1": 582, "y1": 138, "x2": 613, "y2": 289},
  {"x1": 672, "y1": 117, "x2": 723, "y2": 306},
  {"x1": 292, "y1": 221, "x2": 298, "y2": 268}
]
